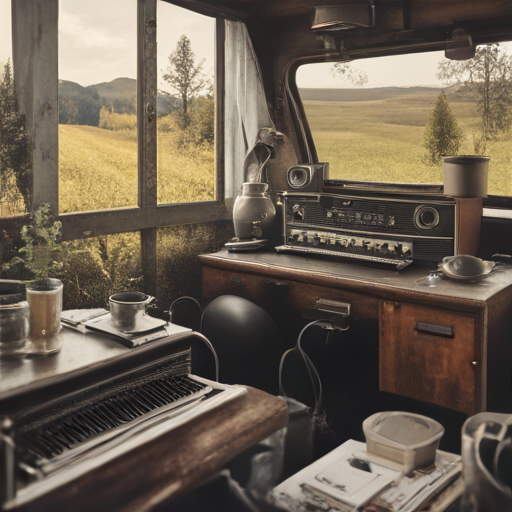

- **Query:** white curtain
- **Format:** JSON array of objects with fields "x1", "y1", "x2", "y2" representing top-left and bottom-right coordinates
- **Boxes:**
[{"x1": 224, "y1": 21, "x2": 276, "y2": 200}]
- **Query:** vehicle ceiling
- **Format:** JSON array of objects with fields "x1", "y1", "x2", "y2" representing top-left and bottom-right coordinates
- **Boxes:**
[{"x1": 170, "y1": 0, "x2": 512, "y2": 58}]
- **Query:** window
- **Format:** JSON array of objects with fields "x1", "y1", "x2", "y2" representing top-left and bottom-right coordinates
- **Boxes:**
[
  {"x1": 1, "y1": 1, "x2": 228, "y2": 309},
  {"x1": 297, "y1": 43, "x2": 512, "y2": 196},
  {"x1": 157, "y1": 1, "x2": 216, "y2": 204},
  {"x1": 58, "y1": 0, "x2": 138, "y2": 213},
  {"x1": 0, "y1": 0, "x2": 25, "y2": 218}
]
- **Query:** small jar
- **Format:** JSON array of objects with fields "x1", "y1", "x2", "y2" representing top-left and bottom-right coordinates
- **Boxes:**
[{"x1": 0, "y1": 280, "x2": 29, "y2": 356}]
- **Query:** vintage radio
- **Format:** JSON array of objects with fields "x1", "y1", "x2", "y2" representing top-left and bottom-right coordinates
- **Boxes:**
[{"x1": 276, "y1": 191, "x2": 482, "y2": 269}]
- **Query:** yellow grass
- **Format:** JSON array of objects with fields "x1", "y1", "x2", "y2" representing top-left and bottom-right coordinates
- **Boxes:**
[
  {"x1": 303, "y1": 95, "x2": 512, "y2": 195},
  {"x1": 59, "y1": 123, "x2": 214, "y2": 213}
]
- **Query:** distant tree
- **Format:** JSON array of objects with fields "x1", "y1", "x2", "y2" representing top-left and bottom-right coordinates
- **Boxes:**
[
  {"x1": 58, "y1": 82, "x2": 100, "y2": 126},
  {"x1": 330, "y1": 62, "x2": 368, "y2": 87},
  {"x1": 0, "y1": 60, "x2": 32, "y2": 210},
  {"x1": 163, "y1": 35, "x2": 207, "y2": 128},
  {"x1": 423, "y1": 91, "x2": 463, "y2": 163},
  {"x1": 188, "y1": 81, "x2": 214, "y2": 145},
  {"x1": 437, "y1": 44, "x2": 512, "y2": 136}
]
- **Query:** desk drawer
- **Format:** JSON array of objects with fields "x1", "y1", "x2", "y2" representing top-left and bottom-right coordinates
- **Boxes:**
[{"x1": 380, "y1": 300, "x2": 477, "y2": 415}]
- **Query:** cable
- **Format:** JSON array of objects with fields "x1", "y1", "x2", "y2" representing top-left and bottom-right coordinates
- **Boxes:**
[
  {"x1": 279, "y1": 319, "x2": 349, "y2": 416},
  {"x1": 191, "y1": 332, "x2": 220, "y2": 383}
]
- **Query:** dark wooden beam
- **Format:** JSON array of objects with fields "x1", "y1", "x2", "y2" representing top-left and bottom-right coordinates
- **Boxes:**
[{"x1": 59, "y1": 202, "x2": 230, "y2": 241}]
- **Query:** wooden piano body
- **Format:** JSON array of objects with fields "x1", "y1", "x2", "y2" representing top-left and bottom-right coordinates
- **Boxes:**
[{"x1": 0, "y1": 328, "x2": 288, "y2": 512}]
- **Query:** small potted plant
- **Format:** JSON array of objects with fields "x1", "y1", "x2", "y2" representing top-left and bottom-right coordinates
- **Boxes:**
[{"x1": 3, "y1": 204, "x2": 72, "y2": 355}]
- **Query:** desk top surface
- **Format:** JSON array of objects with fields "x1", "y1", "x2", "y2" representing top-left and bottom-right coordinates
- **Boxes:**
[{"x1": 200, "y1": 249, "x2": 512, "y2": 306}]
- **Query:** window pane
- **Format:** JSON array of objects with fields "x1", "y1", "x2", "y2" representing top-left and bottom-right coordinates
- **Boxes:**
[
  {"x1": 58, "y1": 0, "x2": 138, "y2": 213},
  {"x1": 157, "y1": 2, "x2": 215, "y2": 204},
  {"x1": 63, "y1": 232, "x2": 142, "y2": 309},
  {"x1": 1, "y1": 2, "x2": 30, "y2": 218},
  {"x1": 297, "y1": 43, "x2": 512, "y2": 196},
  {"x1": 157, "y1": 222, "x2": 232, "y2": 308}
]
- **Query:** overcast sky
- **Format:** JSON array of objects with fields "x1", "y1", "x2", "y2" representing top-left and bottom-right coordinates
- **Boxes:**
[{"x1": 1, "y1": 2, "x2": 511, "y2": 89}]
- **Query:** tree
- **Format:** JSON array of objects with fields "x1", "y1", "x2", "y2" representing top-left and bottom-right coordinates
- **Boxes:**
[
  {"x1": 330, "y1": 62, "x2": 368, "y2": 87},
  {"x1": 0, "y1": 60, "x2": 32, "y2": 210},
  {"x1": 437, "y1": 44, "x2": 512, "y2": 136},
  {"x1": 163, "y1": 35, "x2": 206, "y2": 128},
  {"x1": 423, "y1": 91, "x2": 463, "y2": 163}
]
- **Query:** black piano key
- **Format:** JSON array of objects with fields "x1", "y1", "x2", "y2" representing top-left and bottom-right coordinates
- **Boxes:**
[
  {"x1": 93, "y1": 406, "x2": 119, "y2": 427},
  {"x1": 65, "y1": 419, "x2": 91, "y2": 439},
  {"x1": 56, "y1": 425, "x2": 80, "y2": 444},
  {"x1": 109, "y1": 400, "x2": 136, "y2": 421},
  {"x1": 162, "y1": 379, "x2": 184, "y2": 397},
  {"x1": 75, "y1": 412, "x2": 101, "y2": 435},
  {"x1": 159, "y1": 381, "x2": 180, "y2": 400},
  {"x1": 104, "y1": 402, "x2": 130, "y2": 423},
  {"x1": 147, "y1": 382, "x2": 173, "y2": 404},
  {"x1": 140, "y1": 385, "x2": 167, "y2": 406},
  {"x1": 118, "y1": 397, "x2": 142, "y2": 418},
  {"x1": 128, "y1": 394, "x2": 151, "y2": 414},
  {"x1": 48, "y1": 428, "x2": 72, "y2": 450},
  {"x1": 82, "y1": 410, "x2": 109, "y2": 431},
  {"x1": 38, "y1": 434, "x2": 64, "y2": 455},
  {"x1": 134, "y1": 389, "x2": 160, "y2": 410}
]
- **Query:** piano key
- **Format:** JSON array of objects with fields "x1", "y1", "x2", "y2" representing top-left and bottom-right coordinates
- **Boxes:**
[
  {"x1": 82, "y1": 410, "x2": 109, "y2": 431},
  {"x1": 57, "y1": 425, "x2": 81, "y2": 444},
  {"x1": 118, "y1": 397, "x2": 142, "y2": 418},
  {"x1": 104, "y1": 402, "x2": 130, "y2": 423},
  {"x1": 64, "y1": 419, "x2": 91, "y2": 439},
  {"x1": 94, "y1": 406, "x2": 119, "y2": 427},
  {"x1": 159, "y1": 381, "x2": 181, "y2": 400},
  {"x1": 141, "y1": 385, "x2": 167, "y2": 407},
  {"x1": 75, "y1": 412, "x2": 101, "y2": 435},
  {"x1": 109, "y1": 400, "x2": 136, "y2": 421},
  {"x1": 146, "y1": 383, "x2": 173, "y2": 404},
  {"x1": 134, "y1": 389, "x2": 161, "y2": 409}
]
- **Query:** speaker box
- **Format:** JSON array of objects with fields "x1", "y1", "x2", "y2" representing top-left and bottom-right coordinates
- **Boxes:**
[{"x1": 287, "y1": 163, "x2": 329, "y2": 192}]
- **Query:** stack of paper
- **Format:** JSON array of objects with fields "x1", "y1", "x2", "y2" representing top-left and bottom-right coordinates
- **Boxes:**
[{"x1": 272, "y1": 439, "x2": 462, "y2": 512}]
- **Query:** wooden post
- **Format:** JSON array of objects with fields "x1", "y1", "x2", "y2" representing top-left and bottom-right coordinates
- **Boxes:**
[
  {"x1": 11, "y1": 0, "x2": 59, "y2": 214},
  {"x1": 138, "y1": 0, "x2": 158, "y2": 297}
]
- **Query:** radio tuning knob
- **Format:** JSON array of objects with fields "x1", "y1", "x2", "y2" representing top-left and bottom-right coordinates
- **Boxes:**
[{"x1": 402, "y1": 243, "x2": 413, "y2": 257}]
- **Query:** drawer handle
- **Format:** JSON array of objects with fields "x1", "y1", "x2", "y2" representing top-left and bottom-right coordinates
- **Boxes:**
[{"x1": 416, "y1": 321, "x2": 454, "y2": 338}]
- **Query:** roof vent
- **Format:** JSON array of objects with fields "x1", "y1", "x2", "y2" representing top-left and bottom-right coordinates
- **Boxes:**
[{"x1": 312, "y1": 3, "x2": 375, "y2": 30}]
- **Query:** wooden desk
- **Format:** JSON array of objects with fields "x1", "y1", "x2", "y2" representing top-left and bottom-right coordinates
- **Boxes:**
[{"x1": 200, "y1": 250, "x2": 512, "y2": 416}]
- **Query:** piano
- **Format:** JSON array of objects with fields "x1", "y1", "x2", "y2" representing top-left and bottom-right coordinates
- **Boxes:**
[{"x1": 0, "y1": 326, "x2": 288, "y2": 511}]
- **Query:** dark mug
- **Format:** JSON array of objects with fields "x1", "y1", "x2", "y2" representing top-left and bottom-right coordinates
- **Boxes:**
[{"x1": 109, "y1": 291, "x2": 154, "y2": 332}]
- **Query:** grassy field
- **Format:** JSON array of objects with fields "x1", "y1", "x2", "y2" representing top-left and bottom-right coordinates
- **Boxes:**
[
  {"x1": 59, "y1": 124, "x2": 214, "y2": 213},
  {"x1": 302, "y1": 91, "x2": 512, "y2": 195},
  {"x1": 58, "y1": 90, "x2": 512, "y2": 212}
]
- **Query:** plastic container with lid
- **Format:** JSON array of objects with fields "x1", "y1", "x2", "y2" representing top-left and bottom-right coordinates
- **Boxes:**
[{"x1": 363, "y1": 411, "x2": 445, "y2": 472}]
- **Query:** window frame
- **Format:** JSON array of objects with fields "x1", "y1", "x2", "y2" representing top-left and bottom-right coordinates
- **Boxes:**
[
  {"x1": 7, "y1": 0, "x2": 229, "y2": 295},
  {"x1": 287, "y1": 43, "x2": 512, "y2": 210}
]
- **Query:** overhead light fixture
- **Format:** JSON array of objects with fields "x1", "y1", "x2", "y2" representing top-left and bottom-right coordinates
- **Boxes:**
[
  {"x1": 312, "y1": 2, "x2": 375, "y2": 30},
  {"x1": 445, "y1": 29, "x2": 475, "y2": 60}
]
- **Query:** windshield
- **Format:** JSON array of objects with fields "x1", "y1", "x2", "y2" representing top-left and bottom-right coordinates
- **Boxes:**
[{"x1": 297, "y1": 44, "x2": 512, "y2": 196}]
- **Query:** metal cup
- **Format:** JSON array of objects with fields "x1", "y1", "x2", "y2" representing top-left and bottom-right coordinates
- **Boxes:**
[{"x1": 109, "y1": 292, "x2": 154, "y2": 332}]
